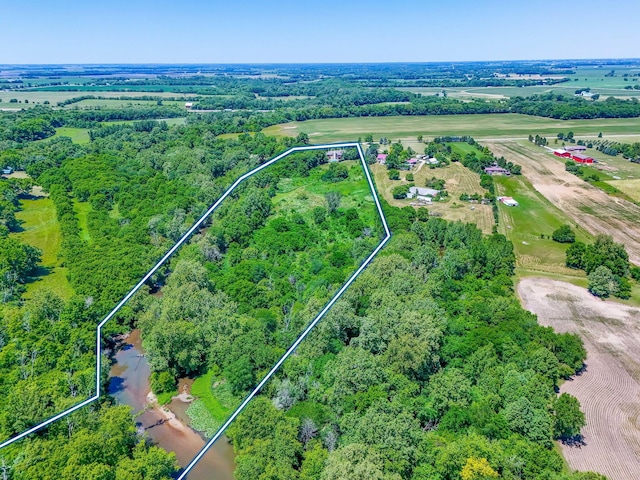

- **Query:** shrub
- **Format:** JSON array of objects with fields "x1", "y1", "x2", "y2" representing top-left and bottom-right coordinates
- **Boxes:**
[
  {"x1": 552, "y1": 225, "x2": 575, "y2": 243},
  {"x1": 392, "y1": 184, "x2": 410, "y2": 199}
]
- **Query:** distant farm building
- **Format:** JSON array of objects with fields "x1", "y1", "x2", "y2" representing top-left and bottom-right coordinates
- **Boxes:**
[
  {"x1": 1, "y1": 167, "x2": 13, "y2": 175},
  {"x1": 377, "y1": 154, "x2": 388, "y2": 165},
  {"x1": 426, "y1": 157, "x2": 440, "y2": 165},
  {"x1": 564, "y1": 145, "x2": 587, "y2": 152},
  {"x1": 185, "y1": 102, "x2": 194, "y2": 109},
  {"x1": 407, "y1": 158, "x2": 419, "y2": 167},
  {"x1": 326, "y1": 150, "x2": 344, "y2": 162},
  {"x1": 498, "y1": 196, "x2": 519, "y2": 207},
  {"x1": 484, "y1": 166, "x2": 510, "y2": 175},
  {"x1": 407, "y1": 187, "x2": 439, "y2": 202},
  {"x1": 572, "y1": 153, "x2": 595, "y2": 164}
]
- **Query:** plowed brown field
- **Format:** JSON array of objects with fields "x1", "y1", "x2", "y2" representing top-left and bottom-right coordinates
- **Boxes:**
[{"x1": 518, "y1": 278, "x2": 640, "y2": 480}]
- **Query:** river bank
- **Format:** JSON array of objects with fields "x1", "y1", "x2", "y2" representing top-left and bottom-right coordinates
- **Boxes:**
[{"x1": 108, "y1": 329, "x2": 235, "y2": 480}]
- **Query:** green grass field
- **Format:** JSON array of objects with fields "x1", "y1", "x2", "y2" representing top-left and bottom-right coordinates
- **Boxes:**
[
  {"x1": 494, "y1": 174, "x2": 592, "y2": 280},
  {"x1": 53, "y1": 127, "x2": 91, "y2": 144},
  {"x1": 263, "y1": 114, "x2": 640, "y2": 144},
  {"x1": 74, "y1": 200, "x2": 92, "y2": 243},
  {"x1": 13, "y1": 197, "x2": 73, "y2": 300},
  {"x1": 186, "y1": 370, "x2": 239, "y2": 437}
]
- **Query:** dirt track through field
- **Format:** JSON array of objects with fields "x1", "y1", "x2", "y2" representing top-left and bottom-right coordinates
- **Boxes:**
[
  {"x1": 485, "y1": 141, "x2": 640, "y2": 265},
  {"x1": 518, "y1": 278, "x2": 640, "y2": 480}
]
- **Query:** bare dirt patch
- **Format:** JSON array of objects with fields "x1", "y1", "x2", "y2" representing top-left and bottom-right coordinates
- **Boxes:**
[
  {"x1": 486, "y1": 141, "x2": 640, "y2": 264},
  {"x1": 518, "y1": 277, "x2": 640, "y2": 480}
]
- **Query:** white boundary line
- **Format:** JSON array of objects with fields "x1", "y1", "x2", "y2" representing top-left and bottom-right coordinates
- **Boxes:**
[{"x1": 0, "y1": 142, "x2": 391, "y2": 470}]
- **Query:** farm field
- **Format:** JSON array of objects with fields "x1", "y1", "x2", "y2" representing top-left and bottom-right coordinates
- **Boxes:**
[
  {"x1": 484, "y1": 139, "x2": 640, "y2": 265},
  {"x1": 493, "y1": 174, "x2": 592, "y2": 279},
  {"x1": 72, "y1": 99, "x2": 186, "y2": 108},
  {"x1": 12, "y1": 197, "x2": 72, "y2": 300},
  {"x1": 518, "y1": 278, "x2": 640, "y2": 480},
  {"x1": 263, "y1": 114, "x2": 640, "y2": 144},
  {"x1": 0, "y1": 90, "x2": 198, "y2": 109},
  {"x1": 371, "y1": 162, "x2": 495, "y2": 233}
]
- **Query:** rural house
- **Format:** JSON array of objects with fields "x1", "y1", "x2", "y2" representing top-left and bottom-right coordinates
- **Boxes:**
[
  {"x1": 326, "y1": 150, "x2": 344, "y2": 162},
  {"x1": 1, "y1": 166, "x2": 13, "y2": 175},
  {"x1": 484, "y1": 166, "x2": 509, "y2": 175},
  {"x1": 377, "y1": 153, "x2": 388, "y2": 165},
  {"x1": 407, "y1": 186, "x2": 439, "y2": 201}
]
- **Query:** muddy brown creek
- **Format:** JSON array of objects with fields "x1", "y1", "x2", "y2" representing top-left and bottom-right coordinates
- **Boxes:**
[{"x1": 108, "y1": 330, "x2": 235, "y2": 479}]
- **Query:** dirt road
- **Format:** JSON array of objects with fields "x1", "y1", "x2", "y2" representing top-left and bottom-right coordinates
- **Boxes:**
[
  {"x1": 518, "y1": 278, "x2": 640, "y2": 480},
  {"x1": 485, "y1": 141, "x2": 640, "y2": 264}
]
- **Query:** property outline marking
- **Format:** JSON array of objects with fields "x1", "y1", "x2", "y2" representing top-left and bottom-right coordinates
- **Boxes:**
[{"x1": 0, "y1": 142, "x2": 391, "y2": 475}]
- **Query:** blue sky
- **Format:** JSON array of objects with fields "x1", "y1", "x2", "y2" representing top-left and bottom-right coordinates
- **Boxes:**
[{"x1": 1, "y1": 0, "x2": 638, "y2": 63}]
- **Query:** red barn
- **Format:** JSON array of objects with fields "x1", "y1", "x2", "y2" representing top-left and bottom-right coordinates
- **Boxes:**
[
  {"x1": 572, "y1": 153, "x2": 594, "y2": 164},
  {"x1": 554, "y1": 149, "x2": 571, "y2": 158}
]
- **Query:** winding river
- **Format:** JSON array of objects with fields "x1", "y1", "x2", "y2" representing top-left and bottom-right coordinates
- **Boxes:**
[{"x1": 108, "y1": 330, "x2": 235, "y2": 479}]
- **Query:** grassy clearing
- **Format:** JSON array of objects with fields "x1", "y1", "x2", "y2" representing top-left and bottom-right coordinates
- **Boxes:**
[
  {"x1": 272, "y1": 161, "x2": 378, "y2": 228},
  {"x1": 53, "y1": 127, "x2": 90, "y2": 144},
  {"x1": 186, "y1": 370, "x2": 239, "y2": 437},
  {"x1": 263, "y1": 114, "x2": 640, "y2": 144},
  {"x1": 494, "y1": 174, "x2": 592, "y2": 279},
  {"x1": 13, "y1": 197, "x2": 73, "y2": 300},
  {"x1": 73, "y1": 201, "x2": 92, "y2": 243}
]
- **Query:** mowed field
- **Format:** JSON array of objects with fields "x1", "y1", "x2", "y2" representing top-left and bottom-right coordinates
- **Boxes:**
[
  {"x1": 485, "y1": 140, "x2": 640, "y2": 265},
  {"x1": 494, "y1": 174, "x2": 592, "y2": 279},
  {"x1": 606, "y1": 179, "x2": 640, "y2": 202},
  {"x1": 518, "y1": 278, "x2": 640, "y2": 480},
  {"x1": 371, "y1": 162, "x2": 495, "y2": 233},
  {"x1": 13, "y1": 197, "x2": 72, "y2": 300},
  {"x1": 263, "y1": 114, "x2": 640, "y2": 145}
]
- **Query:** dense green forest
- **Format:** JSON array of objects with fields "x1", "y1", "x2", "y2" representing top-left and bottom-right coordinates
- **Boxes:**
[{"x1": 0, "y1": 116, "x2": 308, "y2": 478}]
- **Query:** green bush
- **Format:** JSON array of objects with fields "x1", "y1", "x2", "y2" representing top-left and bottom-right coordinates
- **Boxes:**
[{"x1": 552, "y1": 225, "x2": 575, "y2": 243}]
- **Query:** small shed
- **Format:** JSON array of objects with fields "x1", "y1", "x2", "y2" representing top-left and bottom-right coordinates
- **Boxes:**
[{"x1": 1, "y1": 167, "x2": 13, "y2": 175}]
